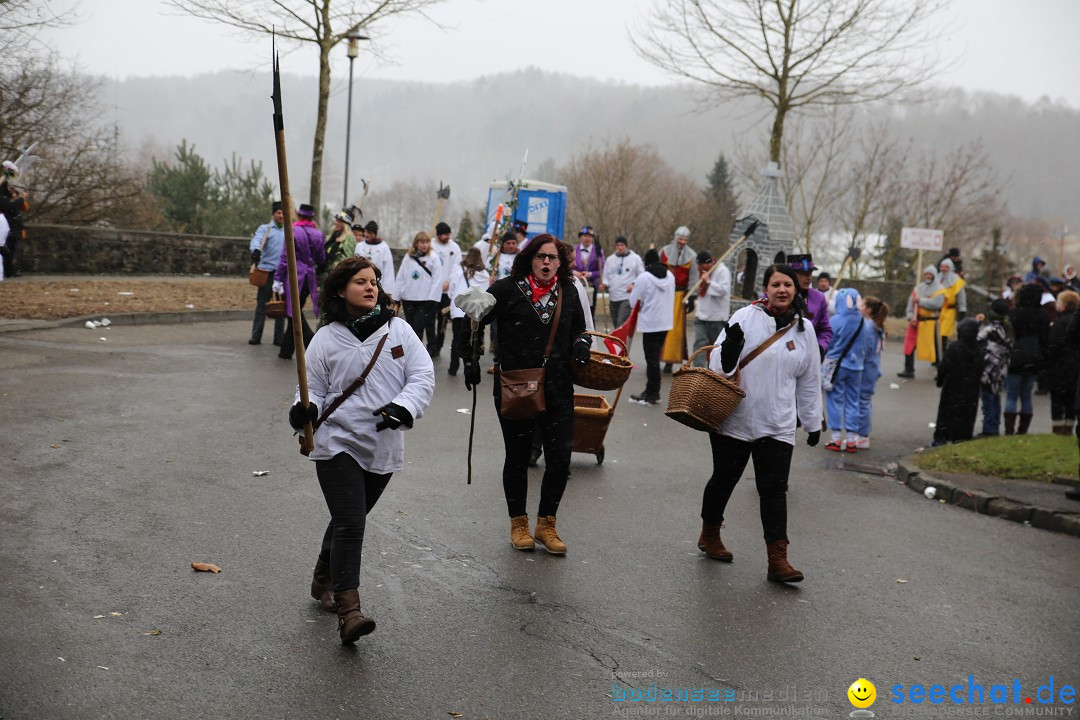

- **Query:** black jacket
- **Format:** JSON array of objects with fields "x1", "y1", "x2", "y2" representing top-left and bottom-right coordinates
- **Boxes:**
[
  {"x1": 487, "y1": 277, "x2": 587, "y2": 379},
  {"x1": 1008, "y1": 285, "x2": 1050, "y2": 374}
]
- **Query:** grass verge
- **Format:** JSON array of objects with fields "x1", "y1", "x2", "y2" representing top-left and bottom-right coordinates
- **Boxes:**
[{"x1": 919, "y1": 434, "x2": 1077, "y2": 483}]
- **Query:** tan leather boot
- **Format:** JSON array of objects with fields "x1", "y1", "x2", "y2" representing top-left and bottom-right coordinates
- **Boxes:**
[
  {"x1": 310, "y1": 558, "x2": 335, "y2": 611},
  {"x1": 509, "y1": 515, "x2": 534, "y2": 550},
  {"x1": 533, "y1": 515, "x2": 567, "y2": 555},
  {"x1": 333, "y1": 589, "x2": 375, "y2": 644},
  {"x1": 697, "y1": 521, "x2": 733, "y2": 562},
  {"x1": 766, "y1": 540, "x2": 804, "y2": 583}
]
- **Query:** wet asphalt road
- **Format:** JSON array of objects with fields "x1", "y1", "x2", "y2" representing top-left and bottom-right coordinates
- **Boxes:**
[{"x1": 0, "y1": 320, "x2": 1077, "y2": 720}]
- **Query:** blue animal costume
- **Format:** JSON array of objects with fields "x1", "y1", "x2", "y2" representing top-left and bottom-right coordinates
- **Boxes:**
[
  {"x1": 824, "y1": 288, "x2": 868, "y2": 452},
  {"x1": 855, "y1": 309, "x2": 885, "y2": 447}
]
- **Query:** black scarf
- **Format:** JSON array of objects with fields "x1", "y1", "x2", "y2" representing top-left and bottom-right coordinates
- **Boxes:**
[{"x1": 343, "y1": 305, "x2": 394, "y2": 342}]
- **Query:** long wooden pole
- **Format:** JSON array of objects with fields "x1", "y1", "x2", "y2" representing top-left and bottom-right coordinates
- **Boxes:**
[{"x1": 273, "y1": 49, "x2": 314, "y2": 455}]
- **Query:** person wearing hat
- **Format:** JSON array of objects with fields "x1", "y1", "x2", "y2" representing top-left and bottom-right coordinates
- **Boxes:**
[
  {"x1": 1002, "y1": 275, "x2": 1023, "y2": 303},
  {"x1": 787, "y1": 254, "x2": 832, "y2": 357},
  {"x1": 272, "y1": 203, "x2": 326, "y2": 360},
  {"x1": 247, "y1": 201, "x2": 287, "y2": 346},
  {"x1": 899, "y1": 265, "x2": 946, "y2": 378},
  {"x1": 431, "y1": 221, "x2": 461, "y2": 359},
  {"x1": 629, "y1": 249, "x2": 676, "y2": 404},
  {"x1": 690, "y1": 250, "x2": 731, "y2": 368},
  {"x1": 1025, "y1": 256, "x2": 1048, "y2": 283},
  {"x1": 487, "y1": 231, "x2": 520, "y2": 371},
  {"x1": 353, "y1": 220, "x2": 398, "y2": 300},
  {"x1": 512, "y1": 219, "x2": 529, "y2": 248},
  {"x1": 572, "y1": 226, "x2": 605, "y2": 315},
  {"x1": 318, "y1": 209, "x2": 357, "y2": 293},
  {"x1": 659, "y1": 226, "x2": 698, "y2": 372},
  {"x1": 937, "y1": 257, "x2": 967, "y2": 355},
  {"x1": 600, "y1": 236, "x2": 644, "y2": 329},
  {"x1": 937, "y1": 247, "x2": 963, "y2": 276}
]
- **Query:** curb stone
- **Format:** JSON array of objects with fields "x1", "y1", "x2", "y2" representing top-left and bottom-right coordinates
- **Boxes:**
[
  {"x1": 897, "y1": 458, "x2": 1080, "y2": 538},
  {"x1": 0, "y1": 310, "x2": 249, "y2": 334}
]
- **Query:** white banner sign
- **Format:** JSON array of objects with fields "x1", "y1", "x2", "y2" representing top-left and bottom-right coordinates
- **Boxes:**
[{"x1": 901, "y1": 227, "x2": 944, "y2": 251}]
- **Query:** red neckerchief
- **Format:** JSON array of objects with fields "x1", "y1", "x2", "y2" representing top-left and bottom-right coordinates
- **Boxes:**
[{"x1": 526, "y1": 273, "x2": 557, "y2": 304}]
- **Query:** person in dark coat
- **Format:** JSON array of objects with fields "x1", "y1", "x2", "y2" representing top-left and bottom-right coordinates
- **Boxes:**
[
  {"x1": 1006, "y1": 284, "x2": 1051, "y2": 435},
  {"x1": 932, "y1": 318, "x2": 982, "y2": 445},
  {"x1": 1049, "y1": 291, "x2": 1080, "y2": 435},
  {"x1": 1070, "y1": 309, "x2": 1080, "y2": 502}
]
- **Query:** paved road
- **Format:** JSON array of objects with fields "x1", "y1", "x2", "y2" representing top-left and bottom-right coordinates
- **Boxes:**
[{"x1": 1, "y1": 321, "x2": 1077, "y2": 719}]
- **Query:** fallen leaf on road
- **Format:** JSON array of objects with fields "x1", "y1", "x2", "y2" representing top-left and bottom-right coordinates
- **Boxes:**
[
  {"x1": 191, "y1": 562, "x2": 222, "y2": 573},
  {"x1": 93, "y1": 614, "x2": 105, "y2": 619},
  {"x1": 896, "y1": 579, "x2": 908, "y2": 584},
  {"x1": 449, "y1": 713, "x2": 464, "y2": 718},
  {"x1": 50, "y1": 444, "x2": 61, "y2": 448},
  {"x1": 109, "y1": 612, "x2": 123, "y2": 616},
  {"x1": 142, "y1": 629, "x2": 162, "y2": 636}
]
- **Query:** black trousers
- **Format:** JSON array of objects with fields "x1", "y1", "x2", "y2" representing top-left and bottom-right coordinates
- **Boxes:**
[
  {"x1": 279, "y1": 286, "x2": 314, "y2": 359},
  {"x1": 496, "y1": 379, "x2": 574, "y2": 518},
  {"x1": 402, "y1": 300, "x2": 438, "y2": 352},
  {"x1": 700, "y1": 434, "x2": 794, "y2": 544},
  {"x1": 642, "y1": 331, "x2": 668, "y2": 397},
  {"x1": 435, "y1": 293, "x2": 451, "y2": 352},
  {"x1": 315, "y1": 453, "x2": 392, "y2": 592},
  {"x1": 250, "y1": 274, "x2": 285, "y2": 343}
]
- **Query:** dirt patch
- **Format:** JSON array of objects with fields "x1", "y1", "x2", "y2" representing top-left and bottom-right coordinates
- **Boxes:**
[{"x1": 0, "y1": 277, "x2": 258, "y2": 320}]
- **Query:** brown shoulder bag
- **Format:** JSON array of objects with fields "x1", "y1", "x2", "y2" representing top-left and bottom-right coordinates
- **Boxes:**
[{"x1": 497, "y1": 289, "x2": 563, "y2": 420}]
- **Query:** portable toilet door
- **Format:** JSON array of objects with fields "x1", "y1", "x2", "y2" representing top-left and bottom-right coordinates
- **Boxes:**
[{"x1": 486, "y1": 180, "x2": 568, "y2": 241}]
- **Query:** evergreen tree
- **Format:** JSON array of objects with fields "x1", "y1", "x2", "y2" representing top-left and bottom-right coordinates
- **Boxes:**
[
  {"x1": 148, "y1": 140, "x2": 213, "y2": 234},
  {"x1": 703, "y1": 152, "x2": 739, "y2": 250},
  {"x1": 457, "y1": 210, "x2": 477, "y2": 248}
]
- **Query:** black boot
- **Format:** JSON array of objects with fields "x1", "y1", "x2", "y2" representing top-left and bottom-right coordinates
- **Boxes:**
[
  {"x1": 1003, "y1": 412, "x2": 1017, "y2": 436},
  {"x1": 897, "y1": 353, "x2": 915, "y2": 379},
  {"x1": 1017, "y1": 413, "x2": 1033, "y2": 435}
]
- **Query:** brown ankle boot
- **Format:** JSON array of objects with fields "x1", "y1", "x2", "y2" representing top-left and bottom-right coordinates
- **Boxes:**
[
  {"x1": 333, "y1": 589, "x2": 375, "y2": 644},
  {"x1": 310, "y1": 558, "x2": 336, "y2": 611},
  {"x1": 766, "y1": 540, "x2": 804, "y2": 583},
  {"x1": 1017, "y1": 413, "x2": 1033, "y2": 435},
  {"x1": 697, "y1": 521, "x2": 733, "y2": 562},
  {"x1": 1003, "y1": 412, "x2": 1017, "y2": 435},
  {"x1": 533, "y1": 515, "x2": 567, "y2": 555},
  {"x1": 509, "y1": 515, "x2": 535, "y2": 550}
]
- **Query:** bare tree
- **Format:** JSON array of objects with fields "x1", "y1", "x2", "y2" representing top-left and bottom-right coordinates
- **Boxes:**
[
  {"x1": 632, "y1": 0, "x2": 948, "y2": 165},
  {"x1": 559, "y1": 138, "x2": 707, "y2": 253},
  {"x1": 168, "y1": 0, "x2": 445, "y2": 214}
]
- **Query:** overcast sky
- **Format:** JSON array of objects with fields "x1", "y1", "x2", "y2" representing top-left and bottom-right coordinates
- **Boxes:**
[{"x1": 41, "y1": 0, "x2": 1080, "y2": 107}]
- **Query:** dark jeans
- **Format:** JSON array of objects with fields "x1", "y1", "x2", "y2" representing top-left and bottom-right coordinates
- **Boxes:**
[
  {"x1": 980, "y1": 389, "x2": 1001, "y2": 435},
  {"x1": 496, "y1": 378, "x2": 574, "y2": 518},
  {"x1": 641, "y1": 331, "x2": 668, "y2": 398},
  {"x1": 280, "y1": 287, "x2": 314, "y2": 360},
  {"x1": 402, "y1": 300, "x2": 438, "y2": 351},
  {"x1": 434, "y1": 294, "x2": 451, "y2": 353},
  {"x1": 251, "y1": 275, "x2": 285, "y2": 343},
  {"x1": 700, "y1": 434, "x2": 794, "y2": 544},
  {"x1": 315, "y1": 453, "x2": 392, "y2": 592}
]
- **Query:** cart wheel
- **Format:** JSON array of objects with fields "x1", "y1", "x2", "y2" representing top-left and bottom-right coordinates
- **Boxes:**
[{"x1": 596, "y1": 446, "x2": 605, "y2": 465}]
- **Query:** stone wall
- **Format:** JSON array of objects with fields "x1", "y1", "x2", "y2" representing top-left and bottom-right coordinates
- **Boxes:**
[{"x1": 20, "y1": 224, "x2": 407, "y2": 276}]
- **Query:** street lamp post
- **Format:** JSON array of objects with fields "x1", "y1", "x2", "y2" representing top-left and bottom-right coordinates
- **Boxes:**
[{"x1": 343, "y1": 29, "x2": 369, "y2": 209}]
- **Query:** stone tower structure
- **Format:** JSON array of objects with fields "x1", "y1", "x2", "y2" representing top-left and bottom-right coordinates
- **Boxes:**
[{"x1": 725, "y1": 162, "x2": 797, "y2": 302}]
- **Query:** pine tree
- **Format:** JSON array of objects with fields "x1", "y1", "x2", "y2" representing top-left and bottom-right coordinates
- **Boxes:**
[
  {"x1": 458, "y1": 210, "x2": 477, "y2": 248},
  {"x1": 705, "y1": 153, "x2": 738, "y2": 249}
]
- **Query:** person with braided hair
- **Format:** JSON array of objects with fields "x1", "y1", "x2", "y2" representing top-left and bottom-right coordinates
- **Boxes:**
[{"x1": 697, "y1": 264, "x2": 822, "y2": 583}]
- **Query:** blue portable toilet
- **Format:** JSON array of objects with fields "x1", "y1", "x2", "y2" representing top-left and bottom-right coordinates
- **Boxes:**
[{"x1": 485, "y1": 180, "x2": 568, "y2": 242}]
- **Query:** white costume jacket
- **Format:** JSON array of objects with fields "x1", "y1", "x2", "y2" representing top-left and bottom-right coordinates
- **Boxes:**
[
  {"x1": 628, "y1": 270, "x2": 676, "y2": 333},
  {"x1": 708, "y1": 304, "x2": 822, "y2": 445},
  {"x1": 354, "y1": 241, "x2": 398, "y2": 298},
  {"x1": 395, "y1": 251, "x2": 443, "y2": 302},
  {"x1": 602, "y1": 251, "x2": 645, "y2": 302},
  {"x1": 298, "y1": 319, "x2": 435, "y2": 473}
]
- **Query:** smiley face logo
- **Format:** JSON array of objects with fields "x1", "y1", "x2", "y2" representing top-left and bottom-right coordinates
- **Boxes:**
[{"x1": 848, "y1": 678, "x2": 877, "y2": 709}]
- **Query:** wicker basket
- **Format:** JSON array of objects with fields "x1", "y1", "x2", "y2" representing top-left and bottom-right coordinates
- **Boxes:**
[
  {"x1": 573, "y1": 393, "x2": 613, "y2": 455},
  {"x1": 664, "y1": 345, "x2": 745, "y2": 432},
  {"x1": 572, "y1": 331, "x2": 633, "y2": 391},
  {"x1": 264, "y1": 294, "x2": 287, "y2": 319}
]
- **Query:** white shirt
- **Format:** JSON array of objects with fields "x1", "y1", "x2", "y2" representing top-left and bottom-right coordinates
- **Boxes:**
[
  {"x1": 573, "y1": 276, "x2": 596, "y2": 335},
  {"x1": 695, "y1": 263, "x2": 731, "y2": 322},
  {"x1": 494, "y1": 252, "x2": 516, "y2": 282},
  {"x1": 473, "y1": 238, "x2": 492, "y2": 265},
  {"x1": 602, "y1": 251, "x2": 645, "y2": 302},
  {"x1": 395, "y1": 251, "x2": 444, "y2": 302},
  {"x1": 628, "y1": 270, "x2": 676, "y2": 333},
  {"x1": 298, "y1": 319, "x2": 435, "y2": 473},
  {"x1": 432, "y1": 238, "x2": 462, "y2": 287},
  {"x1": 708, "y1": 304, "x2": 822, "y2": 445},
  {"x1": 354, "y1": 241, "x2": 398, "y2": 298},
  {"x1": 448, "y1": 264, "x2": 491, "y2": 320}
]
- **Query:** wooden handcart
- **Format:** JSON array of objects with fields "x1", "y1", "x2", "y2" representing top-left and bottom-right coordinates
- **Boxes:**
[{"x1": 571, "y1": 332, "x2": 632, "y2": 465}]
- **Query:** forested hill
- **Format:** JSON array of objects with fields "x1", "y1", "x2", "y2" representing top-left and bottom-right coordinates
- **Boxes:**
[{"x1": 105, "y1": 69, "x2": 1079, "y2": 229}]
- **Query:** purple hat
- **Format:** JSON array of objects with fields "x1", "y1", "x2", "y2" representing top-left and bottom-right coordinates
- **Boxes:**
[{"x1": 297, "y1": 203, "x2": 316, "y2": 218}]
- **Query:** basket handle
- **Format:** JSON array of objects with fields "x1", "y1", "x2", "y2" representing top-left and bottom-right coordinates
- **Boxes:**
[
  {"x1": 683, "y1": 344, "x2": 717, "y2": 368},
  {"x1": 583, "y1": 330, "x2": 628, "y2": 357}
]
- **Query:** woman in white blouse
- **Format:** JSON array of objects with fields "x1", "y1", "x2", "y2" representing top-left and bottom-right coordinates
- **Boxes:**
[{"x1": 289, "y1": 256, "x2": 435, "y2": 644}]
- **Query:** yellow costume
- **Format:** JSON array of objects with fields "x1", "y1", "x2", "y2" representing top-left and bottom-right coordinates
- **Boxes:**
[{"x1": 659, "y1": 236, "x2": 697, "y2": 365}]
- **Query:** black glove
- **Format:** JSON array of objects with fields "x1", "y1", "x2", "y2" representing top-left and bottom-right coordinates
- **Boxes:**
[
  {"x1": 806, "y1": 430, "x2": 820, "y2": 447},
  {"x1": 463, "y1": 359, "x2": 481, "y2": 390},
  {"x1": 573, "y1": 336, "x2": 591, "y2": 367},
  {"x1": 719, "y1": 322, "x2": 745, "y2": 373},
  {"x1": 373, "y1": 402, "x2": 413, "y2": 431},
  {"x1": 289, "y1": 401, "x2": 318, "y2": 430},
  {"x1": 685, "y1": 294, "x2": 697, "y2": 314},
  {"x1": 251, "y1": 249, "x2": 261, "y2": 264}
]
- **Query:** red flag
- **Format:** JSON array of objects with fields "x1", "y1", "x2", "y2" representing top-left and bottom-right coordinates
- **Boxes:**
[{"x1": 605, "y1": 301, "x2": 639, "y2": 354}]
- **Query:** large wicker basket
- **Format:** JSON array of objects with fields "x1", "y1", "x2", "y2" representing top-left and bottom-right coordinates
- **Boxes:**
[
  {"x1": 665, "y1": 345, "x2": 745, "y2": 432},
  {"x1": 572, "y1": 331, "x2": 633, "y2": 391}
]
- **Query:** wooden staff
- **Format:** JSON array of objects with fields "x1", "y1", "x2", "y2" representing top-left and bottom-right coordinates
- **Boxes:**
[
  {"x1": 683, "y1": 221, "x2": 759, "y2": 305},
  {"x1": 272, "y1": 47, "x2": 314, "y2": 455}
]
